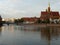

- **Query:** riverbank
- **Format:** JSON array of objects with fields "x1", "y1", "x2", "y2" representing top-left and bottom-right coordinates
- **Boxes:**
[{"x1": 18, "y1": 23, "x2": 60, "y2": 27}]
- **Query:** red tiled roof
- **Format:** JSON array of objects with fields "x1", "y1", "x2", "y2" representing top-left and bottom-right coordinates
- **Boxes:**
[
  {"x1": 41, "y1": 12, "x2": 48, "y2": 15},
  {"x1": 21, "y1": 17, "x2": 39, "y2": 22},
  {"x1": 50, "y1": 12, "x2": 59, "y2": 16},
  {"x1": 40, "y1": 11, "x2": 60, "y2": 20}
]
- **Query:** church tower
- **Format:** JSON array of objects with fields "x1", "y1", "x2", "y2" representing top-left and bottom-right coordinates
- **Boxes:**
[{"x1": 48, "y1": 2, "x2": 50, "y2": 13}]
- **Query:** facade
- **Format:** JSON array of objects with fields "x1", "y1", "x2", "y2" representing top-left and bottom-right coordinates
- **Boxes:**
[{"x1": 40, "y1": 3, "x2": 60, "y2": 23}]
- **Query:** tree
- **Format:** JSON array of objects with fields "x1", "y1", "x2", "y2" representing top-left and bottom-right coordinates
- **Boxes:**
[
  {"x1": 20, "y1": 18, "x2": 24, "y2": 23},
  {"x1": 46, "y1": 19, "x2": 50, "y2": 23},
  {"x1": 36, "y1": 19, "x2": 42, "y2": 23},
  {"x1": 41, "y1": 19, "x2": 50, "y2": 23},
  {"x1": 14, "y1": 18, "x2": 24, "y2": 24}
]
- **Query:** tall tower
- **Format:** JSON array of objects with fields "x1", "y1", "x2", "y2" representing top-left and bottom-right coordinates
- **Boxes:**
[{"x1": 48, "y1": 2, "x2": 50, "y2": 13}]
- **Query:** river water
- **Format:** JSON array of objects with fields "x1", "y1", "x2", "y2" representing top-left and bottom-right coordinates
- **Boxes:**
[{"x1": 0, "y1": 24, "x2": 60, "y2": 45}]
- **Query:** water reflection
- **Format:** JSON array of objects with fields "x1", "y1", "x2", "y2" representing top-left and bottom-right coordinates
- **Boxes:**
[
  {"x1": 40, "y1": 26, "x2": 60, "y2": 45},
  {"x1": 8, "y1": 25, "x2": 14, "y2": 32},
  {"x1": 14, "y1": 25, "x2": 41, "y2": 32},
  {"x1": 0, "y1": 26, "x2": 2, "y2": 36},
  {"x1": 13, "y1": 25, "x2": 60, "y2": 40},
  {"x1": 0, "y1": 25, "x2": 60, "y2": 45},
  {"x1": 13, "y1": 25, "x2": 60, "y2": 45}
]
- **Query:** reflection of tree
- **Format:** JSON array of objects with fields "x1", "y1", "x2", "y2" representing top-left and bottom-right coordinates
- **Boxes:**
[
  {"x1": 40, "y1": 27, "x2": 60, "y2": 45},
  {"x1": 0, "y1": 26, "x2": 2, "y2": 36},
  {"x1": 16, "y1": 25, "x2": 41, "y2": 32}
]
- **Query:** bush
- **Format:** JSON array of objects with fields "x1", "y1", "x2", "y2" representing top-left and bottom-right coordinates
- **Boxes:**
[
  {"x1": 35, "y1": 19, "x2": 42, "y2": 24},
  {"x1": 14, "y1": 18, "x2": 24, "y2": 23}
]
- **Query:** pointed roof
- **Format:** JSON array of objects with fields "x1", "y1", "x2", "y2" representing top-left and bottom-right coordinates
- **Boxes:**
[{"x1": 48, "y1": 2, "x2": 50, "y2": 7}]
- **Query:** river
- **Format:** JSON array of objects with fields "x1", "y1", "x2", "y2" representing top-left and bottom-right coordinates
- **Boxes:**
[{"x1": 0, "y1": 24, "x2": 60, "y2": 45}]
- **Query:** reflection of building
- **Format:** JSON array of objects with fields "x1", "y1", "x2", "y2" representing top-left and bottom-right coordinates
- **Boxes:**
[
  {"x1": 40, "y1": 3, "x2": 60, "y2": 23},
  {"x1": 41, "y1": 27, "x2": 59, "y2": 39},
  {"x1": 40, "y1": 27, "x2": 60, "y2": 45}
]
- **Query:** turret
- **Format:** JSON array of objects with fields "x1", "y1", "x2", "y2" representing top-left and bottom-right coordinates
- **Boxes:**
[{"x1": 46, "y1": 9, "x2": 48, "y2": 12}]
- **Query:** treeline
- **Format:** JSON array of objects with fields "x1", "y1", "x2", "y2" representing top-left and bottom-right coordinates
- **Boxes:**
[
  {"x1": 14, "y1": 18, "x2": 24, "y2": 24},
  {"x1": 14, "y1": 18, "x2": 50, "y2": 24},
  {"x1": 36, "y1": 19, "x2": 50, "y2": 24}
]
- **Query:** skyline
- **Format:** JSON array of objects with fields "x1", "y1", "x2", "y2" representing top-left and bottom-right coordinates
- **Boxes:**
[{"x1": 0, "y1": 0, "x2": 60, "y2": 18}]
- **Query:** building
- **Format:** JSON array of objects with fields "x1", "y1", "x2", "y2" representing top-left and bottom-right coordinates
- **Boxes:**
[
  {"x1": 20, "y1": 3, "x2": 60, "y2": 24},
  {"x1": 21, "y1": 17, "x2": 39, "y2": 24},
  {"x1": 40, "y1": 3, "x2": 60, "y2": 23}
]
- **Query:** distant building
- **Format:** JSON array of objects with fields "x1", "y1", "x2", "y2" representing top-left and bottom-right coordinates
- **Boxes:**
[
  {"x1": 40, "y1": 3, "x2": 60, "y2": 23},
  {"x1": 20, "y1": 3, "x2": 60, "y2": 24},
  {"x1": 21, "y1": 17, "x2": 39, "y2": 24}
]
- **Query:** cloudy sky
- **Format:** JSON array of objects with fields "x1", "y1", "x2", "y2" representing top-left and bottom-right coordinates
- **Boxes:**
[{"x1": 0, "y1": 0, "x2": 60, "y2": 18}]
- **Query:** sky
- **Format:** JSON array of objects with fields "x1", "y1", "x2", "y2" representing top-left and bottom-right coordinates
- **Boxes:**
[{"x1": 0, "y1": 0, "x2": 60, "y2": 18}]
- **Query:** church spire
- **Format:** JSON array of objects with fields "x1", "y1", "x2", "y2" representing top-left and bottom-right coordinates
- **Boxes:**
[
  {"x1": 48, "y1": 2, "x2": 50, "y2": 13},
  {"x1": 48, "y1": 2, "x2": 50, "y2": 7}
]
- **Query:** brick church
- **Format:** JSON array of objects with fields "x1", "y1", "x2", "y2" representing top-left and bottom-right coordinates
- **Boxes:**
[
  {"x1": 21, "y1": 3, "x2": 60, "y2": 24},
  {"x1": 40, "y1": 3, "x2": 60, "y2": 22}
]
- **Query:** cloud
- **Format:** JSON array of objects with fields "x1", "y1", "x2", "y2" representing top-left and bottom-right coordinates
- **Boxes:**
[
  {"x1": 51, "y1": 2, "x2": 60, "y2": 11},
  {"x1": 0, "y1": 7, "x2": 27, "y2": 18},
  {"x1": 7, "y1": 0, "x2": 23, "y2": 4},
  {"x1": 0, "y1": 0, "x2": 60, "y2": 18}
]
